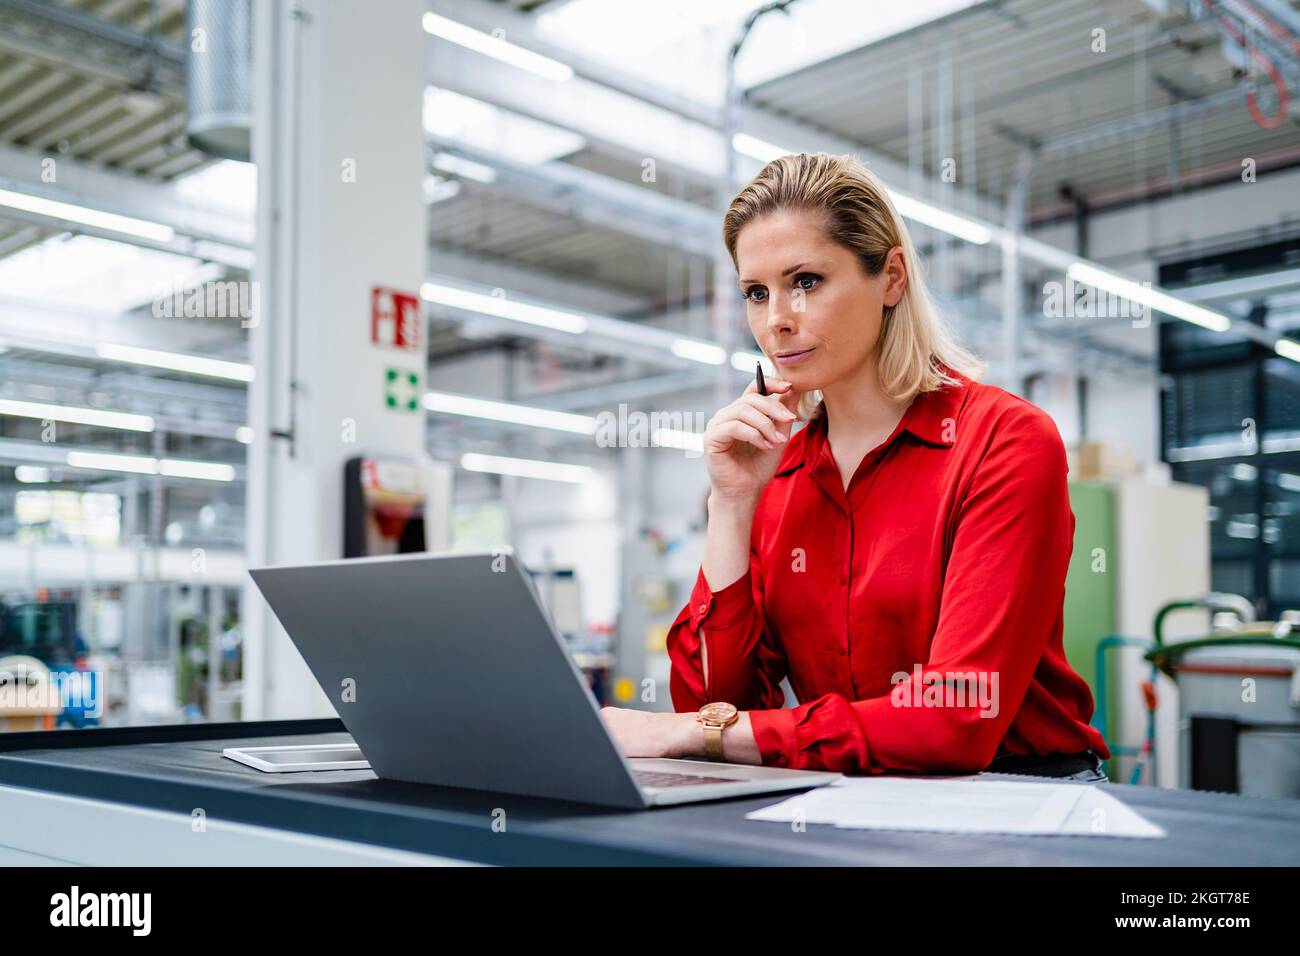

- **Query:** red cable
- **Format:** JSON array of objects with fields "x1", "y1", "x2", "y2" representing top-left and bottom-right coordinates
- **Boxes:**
[
  {"x1": 1214, "y1": 6, "x2": 1291, "y2": 129},
  {"x1": 1246, "y1": 53, "x2": 1289, "y2": 128},
  {"x1": 1241, "y1": 0, "x2": 1300, "y2": 55}
]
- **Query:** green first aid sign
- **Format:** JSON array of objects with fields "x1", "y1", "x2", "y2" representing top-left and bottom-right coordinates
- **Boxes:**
[{"x1": 385, "y1": 367, "x2": 420, "y2": 412}]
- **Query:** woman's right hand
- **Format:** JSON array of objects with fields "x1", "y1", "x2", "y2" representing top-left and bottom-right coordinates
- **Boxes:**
[{"x1": 703, "y1": 377, "x2": 801, "y2": 505}]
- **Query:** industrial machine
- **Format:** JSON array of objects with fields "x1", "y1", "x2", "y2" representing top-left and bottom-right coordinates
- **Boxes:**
[{"x1": 1143, "y1": 595, "x2": 1300, "y2": 798}]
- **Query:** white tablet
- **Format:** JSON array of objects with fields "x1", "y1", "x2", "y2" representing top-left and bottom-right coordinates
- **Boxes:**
[{"x1": 222, "y1": 742, "x2": 370, "y2": 773}]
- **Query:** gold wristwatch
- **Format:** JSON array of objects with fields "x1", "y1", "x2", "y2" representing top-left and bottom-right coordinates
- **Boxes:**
[{"x1": 696, "y1": 702, "x2": 739, "y2": 762}]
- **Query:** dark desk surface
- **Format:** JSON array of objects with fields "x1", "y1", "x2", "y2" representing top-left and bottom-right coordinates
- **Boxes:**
[{"x1": 1, "y1": 719, "x2": 1297, "y2": 866}]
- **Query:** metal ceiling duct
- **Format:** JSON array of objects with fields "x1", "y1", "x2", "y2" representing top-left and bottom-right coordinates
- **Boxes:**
[{"x1": 185, "y1": 0, "x2": 253, "y2": 161}]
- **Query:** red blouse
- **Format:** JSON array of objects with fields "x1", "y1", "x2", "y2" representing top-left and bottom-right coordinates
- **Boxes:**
[{"x1": 667, "y1": 369, "x2": 1110, "y2": 774}]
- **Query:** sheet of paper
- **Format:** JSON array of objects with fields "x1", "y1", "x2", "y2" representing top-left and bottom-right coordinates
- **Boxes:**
[
  {"x1": 746, "y1": 777, "x2": 1165, "y2": 838},
  {"x1": 1059, "y1": 786, "x2": 1166, "y2": 838}
]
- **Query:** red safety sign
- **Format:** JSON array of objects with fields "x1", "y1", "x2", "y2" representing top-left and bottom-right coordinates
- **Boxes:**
[{"x1": 371, "y1": 286, "x2": 421, "y2": 351}]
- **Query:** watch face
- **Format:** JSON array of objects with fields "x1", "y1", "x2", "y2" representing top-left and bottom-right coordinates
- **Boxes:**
[{"x1": 699, "y1": 702, "x2": 738, "y2": 724}]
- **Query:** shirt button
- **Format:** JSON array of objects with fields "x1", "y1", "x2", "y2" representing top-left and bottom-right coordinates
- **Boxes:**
[{"x1": 697, "y1": 603, "x2": 708, "y2": 614}]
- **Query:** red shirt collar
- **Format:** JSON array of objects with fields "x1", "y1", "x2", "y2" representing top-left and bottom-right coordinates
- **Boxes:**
[
  {"x1": 776, "y1": 365, "x2": 971, "y2": 475},
  {"x1": 899, "y1": 366, "x2": 971, "y2": 447}
]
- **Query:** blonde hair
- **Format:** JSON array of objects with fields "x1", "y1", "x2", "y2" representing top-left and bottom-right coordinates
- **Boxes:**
[{"x1": 723, "y1": 152, "x2": 985, "y2": 420}]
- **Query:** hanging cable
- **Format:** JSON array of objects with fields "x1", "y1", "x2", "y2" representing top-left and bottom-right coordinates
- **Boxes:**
[{"x1": 1210, "y1": 2, "x2": 1291, "y2": 129}]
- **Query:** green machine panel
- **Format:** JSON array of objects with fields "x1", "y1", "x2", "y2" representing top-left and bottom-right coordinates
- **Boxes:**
[{"x1": 1063, "y1": 481, "x2": 1115, "y2": 726}]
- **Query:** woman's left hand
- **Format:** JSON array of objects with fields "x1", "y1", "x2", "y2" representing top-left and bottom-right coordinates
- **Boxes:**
[{"x1": 599, "y1": 707, "x2": 700, "y2": 759}]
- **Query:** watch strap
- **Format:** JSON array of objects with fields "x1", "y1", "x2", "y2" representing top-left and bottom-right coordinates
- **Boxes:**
[{"x1": 703, "y1": 722, "x2": 726, "y2": 762}]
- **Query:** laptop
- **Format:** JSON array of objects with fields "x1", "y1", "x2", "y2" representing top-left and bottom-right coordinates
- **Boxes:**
[{"x1": 247, "y1": 550, "x2": 839, "y2": 808}]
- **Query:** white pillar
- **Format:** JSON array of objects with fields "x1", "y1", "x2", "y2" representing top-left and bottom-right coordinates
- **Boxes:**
[{"x1": 244, "y1": 0, "x2": 428, "y2": 719}]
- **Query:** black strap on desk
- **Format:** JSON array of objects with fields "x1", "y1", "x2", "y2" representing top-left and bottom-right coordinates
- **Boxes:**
[
  {"x1": 0, "y1": 718, "x2": 346, "y2": 753},
  {"x1": 984, "y1": 750, "x2": 1102, "y2": 778}
]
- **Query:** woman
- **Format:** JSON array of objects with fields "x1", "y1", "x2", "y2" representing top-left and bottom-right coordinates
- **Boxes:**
[{"x1": 600, "y1": 152, "x2": 1109, "y2": 780}]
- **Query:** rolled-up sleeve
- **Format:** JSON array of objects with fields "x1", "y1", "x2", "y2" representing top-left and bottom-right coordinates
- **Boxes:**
[
  {"x1": 748, "y1": 406, "x2": 1074, "y2": 774},
  {"x1": 667, "y1": 554, "x2": 788, "y2": 712}
]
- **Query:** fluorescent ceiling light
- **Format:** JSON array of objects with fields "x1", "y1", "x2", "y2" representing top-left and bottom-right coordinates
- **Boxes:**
[
  {"x1": 1226, "y1": 519, "x2": 1258, "y2": 540},
  {"x1": 424, "y1": 390, "x2": 710, "y2": 450},
  {"x1": 886, "y1": 190, "x2": 993, "y2": 245},
  {"x1": 671, "y1": 337, "x2": 728, "y2": 365},
  {"x1": 422, "y1": 12, "x2": 574, "y2": 82},
  {"x1": 235, "y1": 426, "x2": 255, "y2": 444},
  {"x1": 421, "y1": 281, "x2": 588, "y2": 334},
  {"x1": 732, "y1": 133, "x2": 790, "y2": 164},
  {"x1": 653, "y1": 428, "x2": 704, "y2": 454},
  {"x1": 425, "y1": 279, "x2": 775, "y2": 373},
  {"x1": 159, "y1": 458, "x2": 236, "y2": 482},
  {"x1": 1166, "y1": 440, "x2": 1255, "y2": 463},
  {"x1": 424, "y1": 87, "x2": 585, "y2": 165},
  {"x1": 731, "y1": 350, "x2": 776, "y2": 375},
  {"x1": 65, "y1": 451, "x2": 158, "y2": 475},
  {"x1": 14, "y1": 465, "x2": 50, "y2": 483},
  {"x1": 0, "y1": 398, "x2": 154, "y2": 432},
  {"x1": 431, "y1": 152, "x2": 497, "y2": 184},
  {"x1": 64, "y1": 450, "x2": 234, "y2": 481},
  {"x1": 95, "y1": 343, "x2": 254, "y2": 382},
  {"x1": 731, "y1": 137, "x2": 994, "y2": 246},
  {"x1": 0, "y1": 187, "x2": 174, "y2": 242},
  {"x1": 1275, "y1": 338, "x2": 1300, "y2": 363},
  {"x1": 1263, "y1": 436, "x2": 1300, "y2": 454},
  {"x1": 424, "y1": 391, "x2": 596, "y2": 434},
  {"x1": 460, "y1": 452, "x2": 594, "y2": 484},
  {"x1": 1067, "y1": 263, "x2": 1232, "y2": 332},
  {"x1": 423, "y1": 174, "x2": 463, "y2": 204}
]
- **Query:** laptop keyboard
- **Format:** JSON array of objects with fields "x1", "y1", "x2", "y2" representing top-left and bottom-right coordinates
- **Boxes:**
[{"x1": 635, "y1": 769, "x2": 745, "y2": 788}]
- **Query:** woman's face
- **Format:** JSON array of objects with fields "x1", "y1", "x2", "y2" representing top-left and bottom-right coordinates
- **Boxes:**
[{"x1": 734, "y1": 208, "x2": 906, "y2": 393}]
